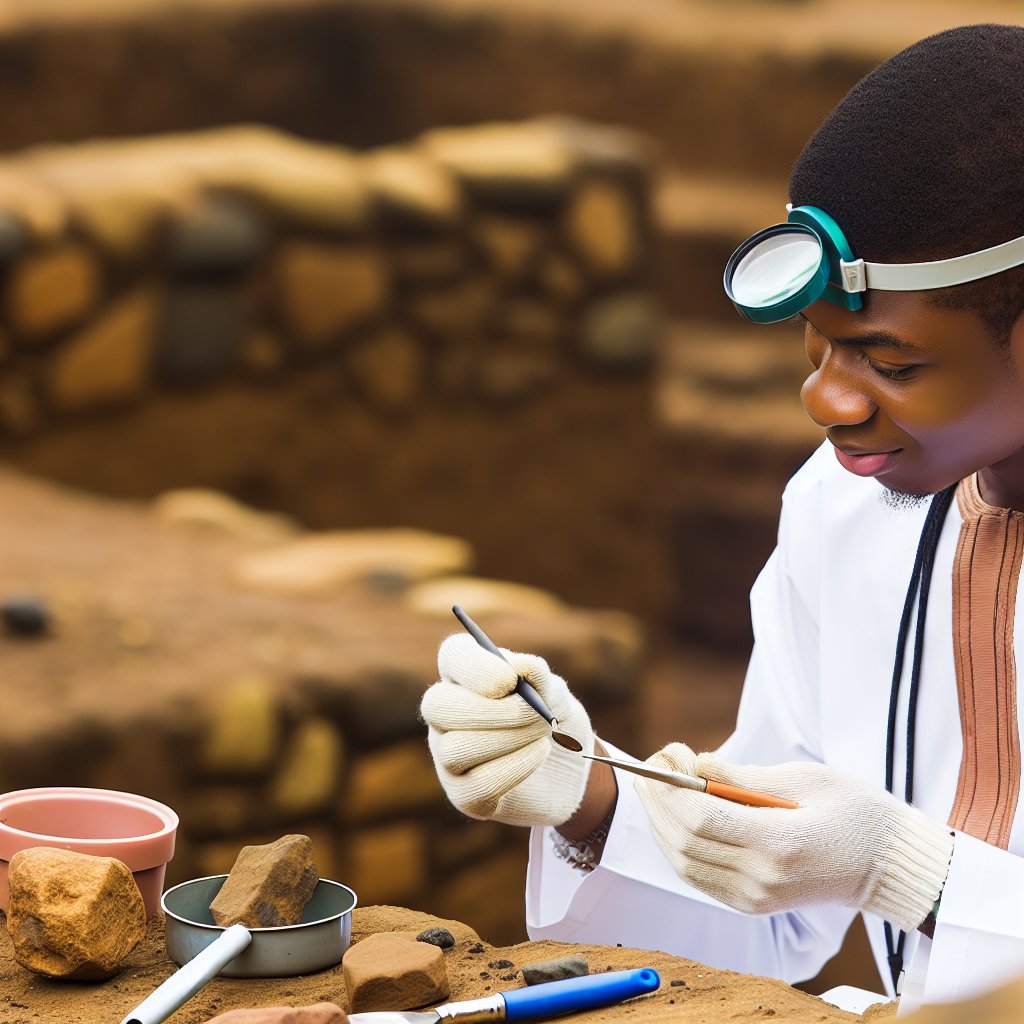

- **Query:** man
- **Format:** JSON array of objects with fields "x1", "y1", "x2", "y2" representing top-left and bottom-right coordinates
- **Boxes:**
[{"x1": 421, "y1": 24, "x2": 1024, "y2": 1009}]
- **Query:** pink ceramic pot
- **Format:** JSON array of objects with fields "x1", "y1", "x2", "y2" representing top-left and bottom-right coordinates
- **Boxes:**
[{"x1": 0, "y1": 787, "x2": 178, "y2": 916}]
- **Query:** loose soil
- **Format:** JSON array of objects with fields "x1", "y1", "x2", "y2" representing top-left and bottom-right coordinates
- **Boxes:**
[{"x1": 0, "y1": 905, "x2": 895, "y2": 1024}]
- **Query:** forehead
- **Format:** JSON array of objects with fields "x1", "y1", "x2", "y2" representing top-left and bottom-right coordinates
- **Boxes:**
[{"x1": 802, "y1": 291, "x2": 995, "y2": 353}]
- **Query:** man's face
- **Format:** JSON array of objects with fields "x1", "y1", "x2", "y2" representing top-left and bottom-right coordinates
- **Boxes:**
[{"x1": 800, "y1": 292, "x2": 1024, "y2": 507}]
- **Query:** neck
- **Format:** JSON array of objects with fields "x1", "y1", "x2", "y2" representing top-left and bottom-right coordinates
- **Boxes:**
[{"x1": 978, "y1": 450, "x2": 1024, "y2": 511}]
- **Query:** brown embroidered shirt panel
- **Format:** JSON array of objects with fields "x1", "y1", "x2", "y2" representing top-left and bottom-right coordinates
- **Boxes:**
[{"x1": 949, "y1": 474, "x2": 1024, "y2": 848}]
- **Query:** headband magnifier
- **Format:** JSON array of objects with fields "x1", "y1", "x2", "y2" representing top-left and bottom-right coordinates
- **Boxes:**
[{"x1": 724, "y1": 205, "x2": 1024, "y2": 324}]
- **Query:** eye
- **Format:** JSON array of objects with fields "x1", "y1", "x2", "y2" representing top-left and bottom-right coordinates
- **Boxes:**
[{"x1": 870, "y1": 361, "x2": 919, "y2": 381}]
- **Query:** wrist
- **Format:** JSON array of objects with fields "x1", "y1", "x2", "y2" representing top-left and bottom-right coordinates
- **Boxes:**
[{"x1": 557, "y1": 739, "x2": 618, "y2": 841}]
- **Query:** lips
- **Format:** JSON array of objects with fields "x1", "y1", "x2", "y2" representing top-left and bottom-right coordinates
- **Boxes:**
[{"x1": 832, "y1": 444, "x2": 903, "y2": 477}]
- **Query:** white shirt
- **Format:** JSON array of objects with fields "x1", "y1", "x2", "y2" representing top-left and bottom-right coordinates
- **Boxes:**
[{"x1": 525, "y1": 441, "x2": 1024, "y2": 1007}]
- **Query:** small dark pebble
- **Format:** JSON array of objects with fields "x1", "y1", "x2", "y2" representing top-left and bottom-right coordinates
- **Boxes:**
[
  {"x1": 668, "y1": 1000, "x2": 675, "y2": 1006},
  {"x1": 500, "y1": 973, "x2": 519, "y2": 982},
  {"x1": 469, "y1": 943, "x2": 485, "y2": 954},
  {"x1": 484, "y1": 987, "x2": 491, "y2": 991},
  {"x1": 489, "y1": 959, "x2": 514, "y2": 970},
  {"x1": 417, "y1": 927, "x2": 456, "y2": 950},
  {"x1": 670, "y1": 980, "x2": 687, "y2": 987},
  {"x1": 479, "y1": 972, "x2": 491, "y2": 979},
  {"x1": 616, "y1": 943, "x2": 622, "y2": 947},
  {"x1": 2, "y1": 596, "x2": 49, "y2": 637},
  {"x1": 521, "y1": 956, "x2": 589, "y2": 986}
]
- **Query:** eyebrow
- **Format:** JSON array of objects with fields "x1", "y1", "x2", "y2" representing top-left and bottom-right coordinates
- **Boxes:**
[{"x1": 796, "y1": 313, "x2": 926, "y2": 354}]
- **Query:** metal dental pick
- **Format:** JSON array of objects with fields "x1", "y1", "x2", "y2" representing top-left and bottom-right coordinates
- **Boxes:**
[{"x1": 451, "y1": 605, "x2": 584, "y2": 752}]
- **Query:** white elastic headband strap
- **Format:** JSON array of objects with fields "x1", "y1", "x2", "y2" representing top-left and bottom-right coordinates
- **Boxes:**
[{"x1": 838, "y1": 233, "x2": 1024, "y2": 294}]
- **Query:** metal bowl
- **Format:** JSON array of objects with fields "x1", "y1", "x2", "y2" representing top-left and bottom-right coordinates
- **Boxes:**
[{"x1": 161, "y1": 874, "x2": 357, "y2": 977}]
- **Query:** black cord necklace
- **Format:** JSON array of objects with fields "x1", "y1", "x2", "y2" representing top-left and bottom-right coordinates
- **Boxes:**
[{"x1": 882, "y1": 483, "x2": 957, "y2": 993}]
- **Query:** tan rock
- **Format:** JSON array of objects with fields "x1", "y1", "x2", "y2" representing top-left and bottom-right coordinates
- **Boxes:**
[
  {"x1": 198, "y1": 674, "x2": 282, "y2": 778},
  {"x1": 234, "y1": 529, "x2": 473, "y2": 596},
  {"x1": 46, "y1": 290, "x2": 156, "y2": 412},
  {"x1": 345, "y1": 823, "x2": 426, "y2": 907},
  {"x1": 173, "y1": 125, "x2": 371, "y2": 231},
  {"x1": 268, "y1": 717, "x2": 345, "y2": 818},
  {"x1": 474, "y1": 216, "x2": 542, "y2": 281},
  {"x1": 276, "y1": 242, "x2": 390, "y2": 349},
  {"x1": 420, "y1": 122, "x2": 574, "y2": 202},
  {"x1": 206, "y1": 1002, "x2": 347, "y2": 1024},
  {"x1": 342, "y1": 932, "x2": 449, "y2": 1012},
  {"x1": 0, "y1": 165, "x2": 66, "y2": 239},
  {"x1": 405, "y1": 576, "x2": 563, "y2": 618},
  {"x1": 407, "y1": 277, "x2": 495, "y2": 337},
  {"x1": 363, "y1": 147, "x2": 462, "y2": 228},
  {"x1": 211, "y1": 834, "x2": 319, "y2": 929},
  {"x1": 536, "y1": 252, "x2": 585, "y2": 306},
  {"x1": 341, "y1": 741, "x2": 442, "y2": 823},
  {"x1": 152, "y1": 488, "x2": 300, "y2": 543},
  {"x1": 564, "y1": 180, "x2": 639, "y2": 278},
  {"x1": 6, "y1": 243, "x2": 99, "y2": 339},
  {"x1": 6, "y1": 848, "x2": 146, "y2": 980},
  {"x1": 346, "y1": 328, "x2": 422, "y2": 413}
]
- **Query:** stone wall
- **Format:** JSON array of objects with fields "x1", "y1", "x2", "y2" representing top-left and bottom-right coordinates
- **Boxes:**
[
  {"x1": 0, "y1": 467, "x2": 644, "y2": 945},
  {"x1": 0, "y1": 119, "x2": 666, "y2": 627}
]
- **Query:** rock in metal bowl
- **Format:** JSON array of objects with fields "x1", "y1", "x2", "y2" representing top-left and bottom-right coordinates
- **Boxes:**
[{"x1": 161, "y1": 874, "x2": 357, "y2": 977}]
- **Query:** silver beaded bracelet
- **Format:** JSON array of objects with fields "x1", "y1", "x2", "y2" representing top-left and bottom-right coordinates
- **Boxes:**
[{"x1": 551, "y1": 809, "x2": 615, "y2": 873}]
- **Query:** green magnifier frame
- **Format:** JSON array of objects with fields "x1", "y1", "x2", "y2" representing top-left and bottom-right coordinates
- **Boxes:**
[{"x1": 724, "y1": 205, "x2": 864, "y2": 323}]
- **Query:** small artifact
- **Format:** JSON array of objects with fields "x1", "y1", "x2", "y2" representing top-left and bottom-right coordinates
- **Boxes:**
[
  {"x1": 210, "y1": 834, "x2": 318, "y2": 928},
  {"x1": 416, "y1": 927, "x2": 455, "y2": 950}
]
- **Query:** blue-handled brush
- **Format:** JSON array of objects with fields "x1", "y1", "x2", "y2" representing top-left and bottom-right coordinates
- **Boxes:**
[{"x1": 348, "y1": 968, "x2": 661, "y2": 1024}]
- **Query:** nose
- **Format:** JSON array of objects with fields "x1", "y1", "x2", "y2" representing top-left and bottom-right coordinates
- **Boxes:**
[{"x1": 800, "y1": 338, "x2": 876, "y2": 429}]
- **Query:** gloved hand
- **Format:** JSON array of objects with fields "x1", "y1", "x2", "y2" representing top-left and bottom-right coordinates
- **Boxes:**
[
  {"x1": 420, "y1": 633, "x2": 594, "y2": 827},
  {"x1": 636, "y1": 744, "x2": 954, "y2": 930}
]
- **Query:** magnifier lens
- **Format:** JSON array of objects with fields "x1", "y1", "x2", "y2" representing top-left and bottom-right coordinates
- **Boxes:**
[{"x1": 730, "y1": 233, "x2": 822, "y2": 307}]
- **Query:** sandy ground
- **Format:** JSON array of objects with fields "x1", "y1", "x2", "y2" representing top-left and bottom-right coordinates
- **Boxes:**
[{"x1": 0, "y1": 904, "x2": 895, "y2": 1024}]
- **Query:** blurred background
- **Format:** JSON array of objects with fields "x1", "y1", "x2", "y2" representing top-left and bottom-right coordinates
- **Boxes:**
[{"x1": 0, "y1": 0, "x2": 1018, "y2": 996}]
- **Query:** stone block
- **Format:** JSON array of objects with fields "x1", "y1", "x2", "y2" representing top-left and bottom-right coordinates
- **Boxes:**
[
  {"x1": 0, "y1": 371, "x2": 41, "y2": 435},
  {"x1": 346, "y1": 327, "x2": 423, "y2": 414},
  {"x1": 579, "y1": 292, "x2": 660, "y2": 367},
  {"x1": 0, "y1": 167, "x2": 66, "y2": 240},
  {"x1": 421, "y1": 122, "x2": 574, "y2": 209},
  {"x1": 406, "y1": 277, "x2": 495, "y2": 338},
  {"x1": 6, "y1": 244, "x2": 99, "y2": 339},
  {"x1": 477, "y1": 351, "x2": 559, "y2": 403},
  {"x1": 234, "y1": 529, "x2": 472, "y2": 596},
  {"x1": 343, "y1": 932, "x2": 449, "y2": 1012},
  {"x1": 276, "y1": 241, "x2": 390, "y2": 348},
  {"x1": 211, "y1": 834, "x2": 319, "y2": 928},
  {"x1": 341, "y1": 740, "x2": 442, "y2": 824},
  {"x1": 404, "y1": 576, "x2": 562, "y2": 619},
  {"x1": 7, "y1": 848, "x2": 146, "y2": 980},
  {"x1": 152, "y1": 487, "x2": 300, "y2": 543},
  {"x1": 363, "y1": 147, "x2": 462, "y2": 231},
  {"x1": 344, "y1": 823, "x2": 426, "y2": 907},
  {"x1": 392, "y1": 241, "x2": 467, "y2": 283},
  {"x1": 564, "y1": 180, "x2": 639, "y2": 278},
  {"x1": 198, "y1": 674, "x2": 282, "y2": 778},
  {"x1": 156, "y1": 284, "x2": 245, "y2": 385},
  {"x1": 268, "y1": 717, "x2": 345, "y2": 818},
  {"x1": 166, "y1": 194, "x2": 268, "y2": 275},
  {"x1": 183, "y1": 785, "x2": 259, "y2": 838},
  {"x1": 206, "y1": 1003, "x2": 346, "y2": 1024},
  {"x1": 474, "y1": 216, "x2": 543, "y2": 281},
  {"x1": 46, "y1": 290, "x2": 156, "y2": 412}
]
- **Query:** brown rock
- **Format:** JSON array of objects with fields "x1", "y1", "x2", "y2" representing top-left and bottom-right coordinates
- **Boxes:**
[
  {"x1": 267, "y1": 717, "x2": 345, "y2": 817},
  {"x1": 46, "y1": 289, "x2": 156, "y2": 412},
  {"x1": 343, "y1": 932, "x2": 450, "y2": 1012},
  {"x1": 6, "y1": 847, "x2": 146, "y2": 980},
  {"x1": 362, "y1": 147, "x2": 462, "y2": 229},
  {"x1": 276, "y1": 242, "x2": 390, "y2": 349},
  {"x1": 346, "y1": 328, "x2": 423, "y2": 414},
  {"x1": 198, "y1": 674, "x2": 282, "y2": 778},
  {"x1": 6, "y1": 243, "x2": 99, "y2": 339},
  {"x1": 205, "y1": 1003, "x2": 347, "y2": 1024},
  {"x1": 563, "y1": 180, "x2": 639, "y2": 278},
  {"x1": 211, "y1": 835, "x2": 319, "y2": 929}
]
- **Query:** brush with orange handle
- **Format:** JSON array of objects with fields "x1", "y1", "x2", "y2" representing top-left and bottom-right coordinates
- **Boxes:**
[{"x1": 583, "y1": 752, "x2": 799, "y2": 809}]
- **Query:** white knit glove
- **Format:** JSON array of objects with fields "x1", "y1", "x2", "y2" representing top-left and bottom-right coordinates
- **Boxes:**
[
  {"x1": 636, "y1": 744, "x2": 954, "y2": 931},
  {"x1": 420, "y1": 633, "x2": 594, "y2": 827}
]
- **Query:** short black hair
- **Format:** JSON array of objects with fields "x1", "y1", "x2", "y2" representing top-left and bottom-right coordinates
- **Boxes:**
[{"x1": 789, "y1": 23, "x2": 1024, "y2": 346}]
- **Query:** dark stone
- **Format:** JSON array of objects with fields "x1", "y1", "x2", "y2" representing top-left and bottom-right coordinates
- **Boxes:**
[
  {"x1": 416, "y1": 927, "x2": 455, "y2": 950},
  {"x1": 488, "y1": 959, "x2": 514, "y2": 970},
  {"x1": 0, "y1": 212, "x2": 27, "y2": 264},
  {"x1": 156, "y1": 286, "x2": 245, "y2": 386},
  {"x1": 468, "y1": 943, "x2": 485, "y2": 954},
  {"x1": 166, "y1": 196, "x2": 268, "y2": 277},
  {"x1": 521, "y1": 956, "x2": 589, "y2": 986},
  {"x1": 1, "y1": 596, "x2": 49, "y2": 637},
  {"x1": 670, "y1": 980, "x2": 686, "y2": 987}
]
